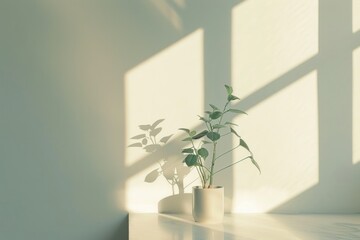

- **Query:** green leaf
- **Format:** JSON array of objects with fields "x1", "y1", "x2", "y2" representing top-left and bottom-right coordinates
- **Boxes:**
[
  {"x1": 190, "y1": 130, "x2": 197, "y2": 137},
  {"x1": 192, "y1": 130, "x2": 209, "y2": 139},
  {"x1": 213, "y1": 124, "x2": 226, "y2": 129},
  {"x1": 207, "y1": 131, "x2": 221, "y2": 141},
  {"x1": 182, "y1": 148, "x2": 194, "y2": 154},
  {"x1": 139, "y1": 124, "x2": 151, "y2": 130},
  {"x1": 209, "y1": 104, "x2": 219, "y2": 110},
  {"x1": 198, "y1": 148, "x2": 209, "y2": 159},
  {"x1": 131, "y1": 134, "x2": 146, "y2": 139},
  {"x1": 202, "y1": 140, "x2": 212, "y2": 144},
  {"x1": 240, "y1": 138, "x2": 250, "y2": 152},
  {"x1": 160, "y1": 134, "x2": 172, "y2": 143},
  {"x1": 250, "y1": 156, "x2": 261, "y2": 174},
  {"x1": 151, "y1": 119, "x2": 165, "y2": 129},
  {"x1": 128, "y1": 143, "x2": 142, "y2": 147},
  {"x1": 150, "y1": 127, "x2": 162, "y2": 137},
  {"x1": 198, "y1": 115, "x2": 210, "y2": 122},
  {"x1": 225, "y1": 85, "x2": 233, "y2": 95},
  {"x1": 205, "y1": 111, "x2": 212, "y2": 114},
  {"x1": 225, "y1": 122, "x2": 238, "y2": 126},
  {"x1": 227, "y1": 94, "x2": 240, "y2": 101},
  {"x1": 142, "y1": 138, "x2": 148, "y2": 145},
  {"x1": 230, "y1": 127, "x2": 241, "y2": 138},
  {"x1": 228, "y1": 109, "x2": 247, "y2": 115},
  {"x1": 179, "y1": 128, "x2": 190, "y2": 133},
  {"x1": 184, "y1": 154, "x2": 198, "y2": 167},
  {"x1": 182, "y1": 137, "x2": 193, "y2": 141},
  {"x1": 209, "y1": 111, "x2": 222, "y2": 120}
]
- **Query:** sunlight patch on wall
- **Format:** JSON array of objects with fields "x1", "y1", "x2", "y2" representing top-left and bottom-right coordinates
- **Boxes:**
[
  {"x1": 232, "y1": 0, "x2": 318, "y2": 98},
  {"x1": 353, "y1": 0, "x2": 360, "y2": 33},
  {"x1": 353, "y1": 47, "x2": 360, "y2": 165},
  {"x1": 125, "y1": 28, "x2": 204, "y2": 167},
  {"x1": 232, "y1": 71, "x2": 319, "y2": 213},
  {"x1": 125, "y1": 29, "x2": 204, "y2": 212}
]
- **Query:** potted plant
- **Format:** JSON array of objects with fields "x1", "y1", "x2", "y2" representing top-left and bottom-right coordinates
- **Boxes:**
[{"x1": 179, "y1": 85, "x2": 260, "y2": 223}]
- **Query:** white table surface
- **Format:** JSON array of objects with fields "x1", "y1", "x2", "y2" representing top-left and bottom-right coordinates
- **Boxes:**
[{"x1": 129, "y1": 213, "x2": 360, "y2": 240}]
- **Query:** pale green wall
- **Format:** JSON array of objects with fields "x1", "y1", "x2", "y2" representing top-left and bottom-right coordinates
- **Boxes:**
[{"x1": 0, "y1": 1, "x2": 172, "y2": 239}]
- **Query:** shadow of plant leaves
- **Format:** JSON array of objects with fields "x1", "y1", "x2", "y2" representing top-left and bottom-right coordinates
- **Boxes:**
[
  {"x1": 128, "y1": 142, "x2": 142, "y2": 148},
  {"x1": 144, "y1": 144, "x2": 161, "y2": 153},
  {"x1": 128, "y1": 119, "x2": 192, "y2": 195},
  {"x1": 160, "y1": 134, "x2": 173, "y2": 144},
  {"x1": 144, "y1": 169, "x2": 160, "y2": 183},
  {"x1": 151, "y1": 119, "x2": 165, "y2": 130},
  {"x1": 150, "y1": 127, "x2": 162, "y2": 137}
]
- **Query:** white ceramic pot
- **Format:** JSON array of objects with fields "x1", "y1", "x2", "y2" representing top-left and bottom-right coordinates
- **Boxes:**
[{"x1": 192, "y1": 186, "x2": 224, "y2": 223}]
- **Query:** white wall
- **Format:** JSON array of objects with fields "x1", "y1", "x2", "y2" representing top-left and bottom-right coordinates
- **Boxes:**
[{"x1": 1, "y1": 0, "x2": 359, "y2": 239}]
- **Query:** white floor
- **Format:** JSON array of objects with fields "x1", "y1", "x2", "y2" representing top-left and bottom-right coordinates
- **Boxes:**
[{"x1": 129, "y1": 213, "x2": 360, "y2": 240}]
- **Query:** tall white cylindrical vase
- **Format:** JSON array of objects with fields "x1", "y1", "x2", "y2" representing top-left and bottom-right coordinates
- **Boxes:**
[{"x1": 192, "y1": 186, "x2": 224, "y2": 224}]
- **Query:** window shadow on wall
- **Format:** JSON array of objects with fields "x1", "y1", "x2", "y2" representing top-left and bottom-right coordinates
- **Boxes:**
[
  {"x1": 121, "y1": 0, "x2": 242, "y2": 217},
  {"x1": 120, "y1": 0, "x2": 360, "y2": 219},
  {"x1": 268, "y1": 0, "x2": 360, "y2": 213}
]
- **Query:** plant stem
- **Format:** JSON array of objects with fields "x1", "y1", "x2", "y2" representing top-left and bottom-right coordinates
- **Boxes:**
[
  {"x1": 209, "y1": 141, "x2": 217, "y2": 187},
  {"x1": 205, "y1": 122, "x2": 211, "y2": 131},
  {"x1": 216, "y1": 101, "x2": 229, "y2": 133},
  {"x1": 212, "y1": 156, "x2": 252, "y2": 175},
  {"x1": 220, "y1": 132, "x2": 231, "y2": 137},
  {"x1": 208, "y1": 101, "x2": 229, "y2": 187},
  {"x1": 184, "y1": 174, "x2": 199, "y2": 189},
  {"x1": 198, "y1": 163, "x2": 212, "y2": 173},
  {"x1": 214, "y1": 145, "x2": 241, "y2": 162},
  {"x1": 190, "y1": 138, "x2": 207, "y2": 187},
  {"x1": 195, "y1": 166, "x2": 205, "y2": 188}
]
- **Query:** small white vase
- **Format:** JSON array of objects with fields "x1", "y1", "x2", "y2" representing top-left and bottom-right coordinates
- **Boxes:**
[{"x1": 192, "y1": 186, "x2": 224, "y2": 224}]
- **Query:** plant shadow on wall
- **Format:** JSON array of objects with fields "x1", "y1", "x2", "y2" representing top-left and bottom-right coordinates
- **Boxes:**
[{"x1": 128, "y1": 119, "x2": 193, "y2": 213}]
